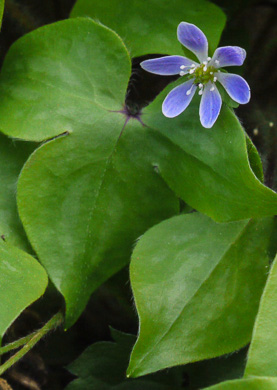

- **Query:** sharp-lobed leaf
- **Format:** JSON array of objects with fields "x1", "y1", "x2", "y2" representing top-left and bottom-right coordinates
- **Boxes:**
[
  {"x1": 65, "y1": 330, "x2": 180, "y2": 390},
  {"x1": 18, "y1": 114, "x2": 179, "y2": 328},
  {"x1": 70, "y1": 0, "x2": 226, "y2": 57},
  {"x1": 244, "y1": 253, "x2": 277, "y2": 378},
  {"x1": 143, "y1": 85, "x2": 277, "y2": 221},
  {"x1": 0, "y1": 241, "x2": 48, "y2": 342},
  {"x1": 13, "y1": 19, "x2": 179, "y2": 328},
  {"x1": 204, "y1": 377, "x2": 277, "y2": 390},
  {"x1": 0, "y1": 133, "x2": 35, "y2": 251},
  {"x1": 127, "y1": 213, "x2": 274, "y2": 377}
]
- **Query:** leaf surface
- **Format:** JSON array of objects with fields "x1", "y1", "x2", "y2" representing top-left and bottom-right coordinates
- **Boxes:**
[
  {"x1": 65, "y1": 330, "x2": 180, "y2": 390},
  {"x1": 70, "y1": 0, "x2": 226, "y2": 57},
  {"x1": 0, "y1": 18, "x2": 131, "y2": 141},
  {"x1": 0, "y1": 242, "x2": 48, "y2": 341},
  {"x1": 0, "y1": 134, "x2": 35, "y2": 250},
  {"x1": 18, "y1": 115, "x2": 179, "y2": 328},
  {"x1": 144, "y1": 86, "x2": 277, "y2": 221},
  {"x1": 244, "y1": 253, "x2": 277, "y2": 378},
  {"x1": 0, "y1": 0, "x2": 4, "y2": 26},
  {"x1": 127, "y1": 213, "x2": 274, "y2": 376},
  {"x1": 205, "y1": 377, "x2": 277, "y2": 390},
  {"x1": 13, "y1": 19, "x2": 179, "y2": 328}
]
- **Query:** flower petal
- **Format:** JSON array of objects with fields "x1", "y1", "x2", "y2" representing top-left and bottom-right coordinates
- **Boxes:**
[
  {"x1": 200, "y1": 81, "x2": 222, "y2": 128},
  {"x1": 162, "y1": 79, "x2": 197, "y2": 118},
  {"x1": 217, "y1": 72, "x2": 250, "y2": 104},
  {"x1": 177, "y1": 22, "x2": 208, "y2": 63},
  {"x1": 211, "y1": 46, "x2": 246, "y2": 68},
  {"x1": 140, "y1": 55, "x2": 197, "y2": 75}
]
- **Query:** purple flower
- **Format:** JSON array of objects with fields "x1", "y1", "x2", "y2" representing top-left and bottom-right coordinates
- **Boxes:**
[{"x1": 141, "y1": 22, "x2": 250, "y2": 128}]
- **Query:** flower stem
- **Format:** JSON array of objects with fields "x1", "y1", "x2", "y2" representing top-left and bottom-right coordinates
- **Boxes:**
[
  {"x1": 0, "y1": 332, "x2": 37, "y2": 356},
  {"x1": 0, "y1": 312, "x2": 63, "y2": 376}
]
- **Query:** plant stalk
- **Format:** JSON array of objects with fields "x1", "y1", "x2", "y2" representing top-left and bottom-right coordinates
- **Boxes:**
[{"x1": 0, "y1": 312, "x2": 63, "y2": 376}]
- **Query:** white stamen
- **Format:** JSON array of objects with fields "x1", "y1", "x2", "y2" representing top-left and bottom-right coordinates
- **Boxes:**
[
  {"x1": 189, "y1": 68, "x2": 195, "y2": 74},
  {"x1": 198, "y1": 83, "x2": 203, "y2": 89},
  {"x1": 210, "y1": 86, "x2": 215, "y2": 91},
  {"x1": 190, "y1": 63, "x2": 196, "y2": 68},
  {"x1": 179, "y1": 71, "x2": 185, "y2": 76},
  {"x1": 203, "y1": 66, "x2": 207, "y2": 72},
  {"x1": 180, "y1": 65, "x2": 186, "y2": 69},
  {"x1": 198, "y1": 89, "x2": 203, "y2": 95},
  {"x1": 186, "y1": 85, "x2": 194, "y2": 96},
  {"x1": 203, "y1": 61, "x2": 207, "y2": 65},
  {"x1": 215, "y1": 60, "x2": 220, "y2": 66},
  {"x1": 213, "y1": 77, "x2": 217, "y2": 82},
  {"x1": 207, "y1": 56, "x2": 211, "y2": 61},
  {"x1": 210, "y1": 72, "x2": 213, "y2": 75}
]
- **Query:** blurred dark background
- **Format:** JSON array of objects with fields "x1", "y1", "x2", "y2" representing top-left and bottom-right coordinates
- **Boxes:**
[{"x1": 0, "y1": 0, "x2": 276, "y2": 389}]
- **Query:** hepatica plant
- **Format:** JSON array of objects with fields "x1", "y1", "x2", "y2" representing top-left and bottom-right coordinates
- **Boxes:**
[
  {"x1": 0, "y1": 0, "x2": 277, "y2": 389},
  {"x1": 141, "y1": 22, "x2": 250, "y2": 128}
]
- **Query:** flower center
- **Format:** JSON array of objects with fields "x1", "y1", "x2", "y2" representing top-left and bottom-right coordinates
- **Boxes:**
[
  {"x1": 180, "y1": 58, "x2": 221, "y2": 96},
  {"x1": 191, "y1": 63, "x2": 217, "y2": 84}
]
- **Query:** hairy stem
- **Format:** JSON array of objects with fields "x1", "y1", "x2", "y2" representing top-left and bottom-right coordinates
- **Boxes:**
[
  {"x1": 0, "y1": 332, "x2": 37, "y2": 356},
  {"x1": 0, "y1": 312, "x2": 63, "y2": 376}
]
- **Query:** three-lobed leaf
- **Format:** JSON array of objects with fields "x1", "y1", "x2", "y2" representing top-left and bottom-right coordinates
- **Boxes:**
[
  {"x1": 70, "y1": 0, "x2": 226, "y2": 57},
  {"x1": 10, "y1": 19, "x2": 179, "y2": 328},
  {"x1": 128, "y1": 213, "x2": 274, "y2": 376},
  {"x1": 18, "y1": 114, "x2": 179, "y2": 328},
  {"x1": 0, "y1": 241, "x2": 48, "y2": 342}
]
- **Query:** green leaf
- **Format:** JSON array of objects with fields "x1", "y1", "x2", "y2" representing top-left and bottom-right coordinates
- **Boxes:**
[
  {"x1": 65, "y1": 330, "x2": 180, "y2": 390},
  {"x1": 11, "y1": 19, "x2": 178, "y2": 328},
  {"x1": 0, "y1": 18, "x2": 131, "y2": 141},
  {"x1": 0, "y1": 133, "x2": 35, "y2": 251},
  {"x1": 0, "y1": 0, "x2": 4, "y2": 27},
  {"x1": 246, "y1": 134, "x2": 264, "y2": 183},
  {"x1": 143, "y1": 85, "x2": 277, "y2": 221},
  {"x1": 0, "y1": 241, "x2": 48, "y2": 341},
  {"x1": 204, "y1": 377, "x2": 277, "y2": 390},
  {"x1": 18, "y1": 116, "x2": 178, "y2": 329},
  {"x1": 127, "y1": 213, "x2": 274, "y2": 377},
  {"x1": 244, "y1": 253, "x2": 277, "y2": 378},
  {"x1": 70, "y1": 0, "x2": 226, "y2": 57}
]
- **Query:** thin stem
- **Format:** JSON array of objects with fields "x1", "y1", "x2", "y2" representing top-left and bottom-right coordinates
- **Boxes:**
[
  {"x1": 0, "y1": 332, "x2": 37, "y2": 356},
  {"x1": 0, "y1": 312, "x2": 63, "y2": 376}
]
